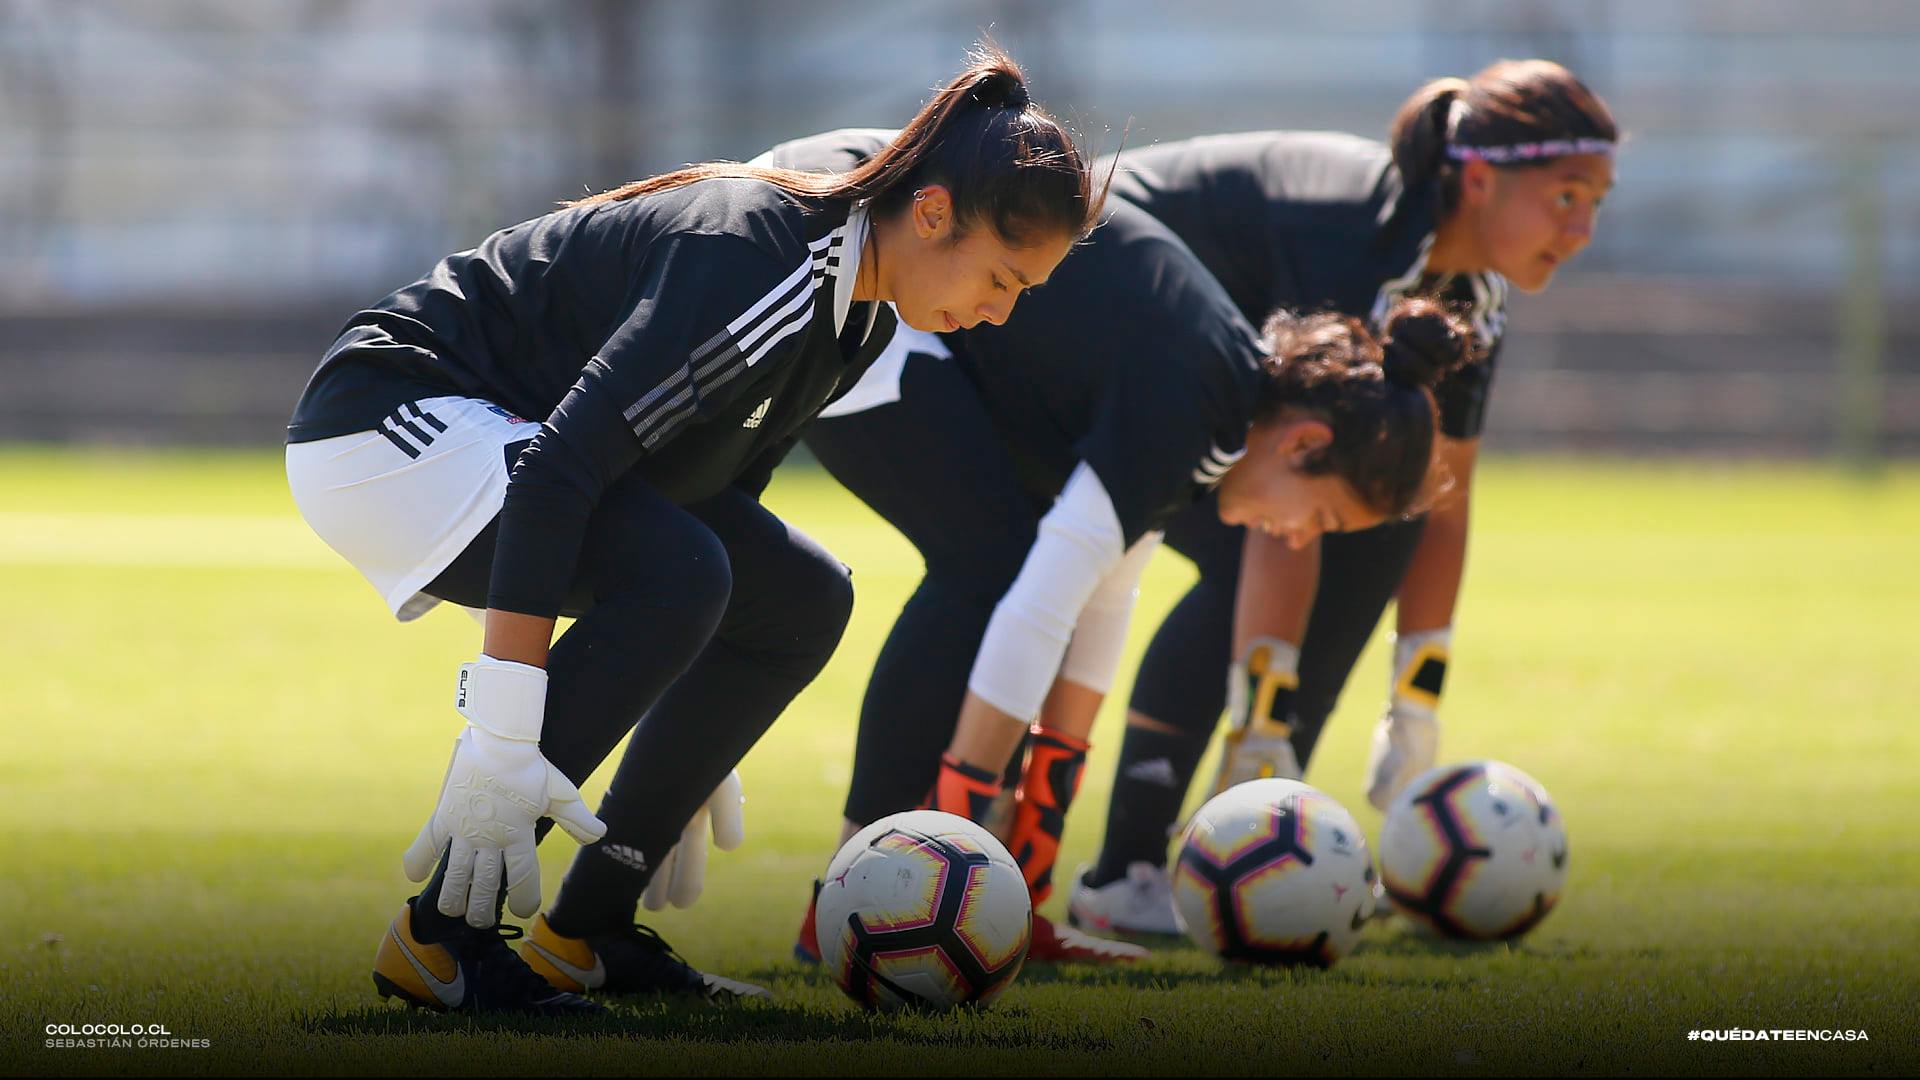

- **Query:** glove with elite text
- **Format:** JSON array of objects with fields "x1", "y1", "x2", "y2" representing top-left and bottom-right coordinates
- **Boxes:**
[{"x1": 402, "y1": 656, "x2": 606, "y2": 927}]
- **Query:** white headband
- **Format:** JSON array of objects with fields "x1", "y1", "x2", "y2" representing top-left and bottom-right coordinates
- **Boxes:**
[
  {"x1": 1445, "y1": 96, "x2": 1613, "y2": 163},
  {"x1": 1446, "y1": 138, "x2": 1615, "y2": 164}
]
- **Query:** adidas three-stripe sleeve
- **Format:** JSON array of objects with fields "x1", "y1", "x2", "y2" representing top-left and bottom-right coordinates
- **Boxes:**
[{"x1": 485, "y1": 233, "x2": 816, "y2": 618}]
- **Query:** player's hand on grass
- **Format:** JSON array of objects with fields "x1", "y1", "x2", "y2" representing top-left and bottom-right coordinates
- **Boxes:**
[
  {"x1": 1364, "y1": 628, "x2": 1450, "y2": 810},
  {"x1": 643, "y1": 770, "x2": 746, "y2": 911},
  {"x1": 402, "y1": 655, "x2": 605, "y2": 927},
  {"x1": 1209, "y1": 637, "x2": 1302, "y2": 794}
]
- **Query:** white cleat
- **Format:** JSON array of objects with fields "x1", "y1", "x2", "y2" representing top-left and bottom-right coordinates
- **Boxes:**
[{"x1": 1066, "y1": 861, "x2": 1182, "y2": 937}]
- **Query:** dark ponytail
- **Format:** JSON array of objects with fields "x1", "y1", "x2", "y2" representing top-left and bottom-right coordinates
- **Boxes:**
[
  {"x1": 569, "y1": 44, "x2": 1103, "y2": 247},
  {"x1": 1391, "y1": 59, "x2": 1618, "y2": 212},
  {"x1": 968, "y1": 66, "x2": 1030, "y2": 110},
  {"x1": 1381, "y1": 301, "x2": 1475, "y2": 390},
  {"x1": 1389, "y1": 76, "x2": 1472, "y2": 200},
  {"x1": 1252, "y1": 298, "x2": 1476, "y2": 518}
]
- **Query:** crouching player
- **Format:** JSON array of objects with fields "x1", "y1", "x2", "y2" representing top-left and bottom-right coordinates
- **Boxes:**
[
  {"x1": 766, "y1": 125, "x2": 1477, "y2": 962},
  {"x1": 284, "y1": 48, "x2": 1098, "y2": 1015},
  {"x1": 1072, "y1": 60, "x2": 1618, "y2": 934},
  {"x1": 899, "y1": 294, "x2": 1476, "y2": 962}
]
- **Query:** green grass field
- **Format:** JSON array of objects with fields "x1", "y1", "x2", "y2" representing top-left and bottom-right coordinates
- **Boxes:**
[{"x1": 1, "y1": 447, "x2": 1916, "y2": 1077}]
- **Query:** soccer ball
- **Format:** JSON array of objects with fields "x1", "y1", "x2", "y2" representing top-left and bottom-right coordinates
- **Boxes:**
[
  {"x1": 815, "y1": 810, "x2": 1031, "y2": 1010},
  {"x1": 1171, "y1": 778, "x2": 1376, "y2": 967},
  {"x1": 1378, "y1": 760, "x2": 1568, "y2": 940}
]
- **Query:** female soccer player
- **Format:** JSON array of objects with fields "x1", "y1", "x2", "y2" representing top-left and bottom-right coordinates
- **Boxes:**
[
  {"x1": 765, "y1": 121, "x2": 1476, "y2": 962},
  {"x1": 284, "y1": 47, "x2": 1099, "y2": 1015},
  {"x1": 1070, "y1": 59, "x2": 1618, "y2": 937}
]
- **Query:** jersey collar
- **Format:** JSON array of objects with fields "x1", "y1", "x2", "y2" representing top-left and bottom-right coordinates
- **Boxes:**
[{"x1": 831, "y1": 201, "x2": 872, "y2": 339}]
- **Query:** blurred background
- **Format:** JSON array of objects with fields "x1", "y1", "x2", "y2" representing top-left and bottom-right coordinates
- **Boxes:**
[{"x1": 0, "y1": 0, "x2": 1914, "y2": 457}]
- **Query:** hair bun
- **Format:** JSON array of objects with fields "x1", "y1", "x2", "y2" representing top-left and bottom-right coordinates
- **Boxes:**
[
  {"x1": 1380, "y1": 297, "x2": 1475, "y2": 389},
  {"x1": 971, "y1": 68, "x2": 1032, "y2": 110}
]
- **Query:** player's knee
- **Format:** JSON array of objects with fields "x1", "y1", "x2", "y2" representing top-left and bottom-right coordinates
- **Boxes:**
[
  {"x1": 820, "y1": 562, "x2": 856, "y2": 635},
  {"x1": 612, "y1": 512, "x2": 732, "y2": 633},
  {"x1": 787, "y1": 552, "x2": 855, "y2": 644},
  {"x1": 721, "y1": 546, "x2": 852, "y2": 672},
  {"x1": 674, "y1": 530, "x2": 735, "y2": 631},
  {"x1": 582, "y1": 488, "x2": 735, "y2": 629}
]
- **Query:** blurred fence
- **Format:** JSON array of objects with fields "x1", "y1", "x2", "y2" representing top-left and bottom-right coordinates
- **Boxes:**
[{"x1": 1, "y1": 0, "x2": 1915, "y2": 455}]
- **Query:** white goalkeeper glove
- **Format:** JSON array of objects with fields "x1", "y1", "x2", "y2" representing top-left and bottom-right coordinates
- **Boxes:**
[
  {"x1": 1209, "y1": 637, "x2": 1303, "y2": 795},
  {"x1": 642, "y1": 770, "x2": 747, "y2": 911},
  {"x1": 1364, "y1": 627, "x2": 1451, "y2": 811},
  {"x1": 402, "y1": 655, "x2": 606, "y2": 927}
]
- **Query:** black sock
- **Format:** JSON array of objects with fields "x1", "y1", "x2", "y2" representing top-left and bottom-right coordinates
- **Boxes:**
[
  {"x1": 1089, "y1": 725, "x2": 1212, "y2": 887},
  {"x1": 546, "y1": 811, "x2": 661, "y2": 941}
]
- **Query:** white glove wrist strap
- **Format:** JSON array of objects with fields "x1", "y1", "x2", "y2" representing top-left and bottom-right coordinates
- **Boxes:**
[{"x1": 456, "y1": 654, "x2": 548, "y2": 743}]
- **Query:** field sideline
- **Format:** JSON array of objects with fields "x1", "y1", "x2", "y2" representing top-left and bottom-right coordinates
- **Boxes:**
[{"x1": 1, "y1": 447, "x2": 1915, "y2": 1076}]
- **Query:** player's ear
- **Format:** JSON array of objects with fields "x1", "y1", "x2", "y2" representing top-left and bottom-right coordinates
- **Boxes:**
[
  {"x1": 911, "y1": 185, "x2": 955, "y2": 241},
  {"x1": 1457, "y1": 158, "x2": 1496, "y2": 209},
  {"x1": 1280, "y1": 419, "x2": 1333, "y2": 468}
]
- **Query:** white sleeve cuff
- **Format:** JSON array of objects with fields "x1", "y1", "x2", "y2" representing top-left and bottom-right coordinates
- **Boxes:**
[
  {"x1": 1059, "y1": 532, "x2": 1161, "y2": 694},
  {"x1": 968, "y1": 463, "x2": 1127, "y2": 721}
]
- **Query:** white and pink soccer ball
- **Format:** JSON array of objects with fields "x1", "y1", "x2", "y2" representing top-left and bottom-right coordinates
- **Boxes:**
[
  {"x1": 1171, "y1": 778, "x2": 1377, "y2": 967},
  {"x1": 1378, "y1": 760, "x2": 1569, "y2": 940},
  {"x1": 815, "y1": 810, "x2": 1031, "y2": 1010}
]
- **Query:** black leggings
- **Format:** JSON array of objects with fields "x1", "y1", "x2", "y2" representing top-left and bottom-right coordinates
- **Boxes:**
[
  {"x1": 1131, "y1": 497, "x2": 1427, "y2": 764},
  {"x1": 424, "y1": 471, "x2": 854, "y2": 910},
  {"x1": 805, "y1": 351, "x2": 1047, "y2": 825}
]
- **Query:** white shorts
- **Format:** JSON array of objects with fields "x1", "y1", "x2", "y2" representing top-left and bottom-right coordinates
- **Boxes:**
[{"x1": 286, "y1": 396, "x2": 538, "y2": 621}]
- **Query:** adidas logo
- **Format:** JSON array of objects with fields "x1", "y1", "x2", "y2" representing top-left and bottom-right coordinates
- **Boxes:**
[
  {"x1": 1123, "y1": 757, "x2": 1179, "y2": 788},
  {"x1": 597, "y1": 843, "x2": 649, "y2": 872},
  {"x1": 742, "y1": 398, "x2": 771, "y2": 428}
]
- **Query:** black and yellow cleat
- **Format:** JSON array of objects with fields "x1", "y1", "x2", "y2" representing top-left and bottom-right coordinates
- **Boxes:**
[
  {"x1": 372, "y1": 902, "x2": 603, "y2": 1016},
  {"x1": 521, "y1": 913, "x2": 771, "y2": 1001}
]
